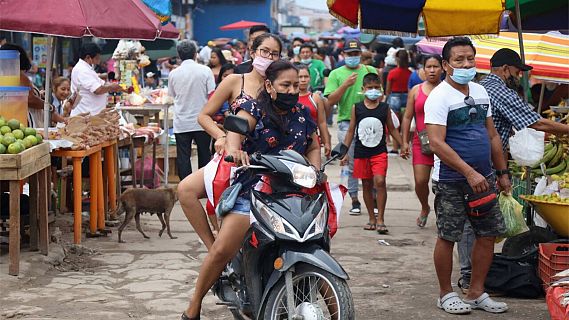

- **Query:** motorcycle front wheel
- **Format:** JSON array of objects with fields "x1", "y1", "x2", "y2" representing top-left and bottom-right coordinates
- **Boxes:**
[{"x1": 263, "y1": 263, "x2": 355, "y2": 320}]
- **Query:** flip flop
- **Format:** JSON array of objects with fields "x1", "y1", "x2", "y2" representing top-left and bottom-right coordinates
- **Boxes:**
[
  {"x1": 463, "y1": 292, "x2": 508, "y2": 313},
  {"x1": 416, "y1": 209, "x2": 430, "y2": 228},
  {"x1": 377, "y1": 224, "x2": 389, "y2": 234},
  {"x1": 363, "y1": 223, "x2": 377, "y2": 231},
  {"x1": 437, "y1": 292, "x2": 471, "y2": 315}
]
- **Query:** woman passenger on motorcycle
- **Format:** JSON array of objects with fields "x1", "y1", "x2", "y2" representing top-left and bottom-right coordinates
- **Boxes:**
[
  {"x1": 182, "y1": 60, "x2": 322, "y2": 319},
  {"x1": 177, "y1": 33, "x2": 282, "y2": 250}
]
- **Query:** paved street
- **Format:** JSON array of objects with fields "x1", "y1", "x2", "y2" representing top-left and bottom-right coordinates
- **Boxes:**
[{"x1": 0, "y1": 131, "x2": 549, "y2": 319}]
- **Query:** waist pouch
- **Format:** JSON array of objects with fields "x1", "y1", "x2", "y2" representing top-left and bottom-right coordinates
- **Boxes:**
[
  {"x1": 216, "y1": 182, "x2": 243, "y2": 217},
  {"x1": 417, "y1": 129, "x2": 433, "y2": 155},
  {"x1": 465, "y1": 190, "x2": 497, "y2": 217}
]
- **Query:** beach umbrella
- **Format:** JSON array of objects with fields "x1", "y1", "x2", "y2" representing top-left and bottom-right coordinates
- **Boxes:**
[
  {"x1": 0, "y1": 0, "x2": 178, "y2": 136},
  {"x1": 505, "y1": 0, "x2": 568, "y2": 32},
  {"x1": 327, "y1": 0, "x2": 504, "y2": 37},
  {"x1": 219, "y1": 20, "x2": 266, "y2": 31}
]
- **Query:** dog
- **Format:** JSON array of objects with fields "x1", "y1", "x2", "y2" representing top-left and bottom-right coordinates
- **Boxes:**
[{"x1": 111, "y1": 187, "x2": 178, "y2": 243}]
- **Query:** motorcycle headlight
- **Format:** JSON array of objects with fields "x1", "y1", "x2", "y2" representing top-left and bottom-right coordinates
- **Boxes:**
[
  {"x1": 281, "y1": 160, "x2": 317, "y2": 189},
  {"x1": 255, "y1": 198, "x2": 286, "y2": 234}
]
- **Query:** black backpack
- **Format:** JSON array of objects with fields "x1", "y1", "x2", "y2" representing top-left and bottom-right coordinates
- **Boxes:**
[{"x1": 484, "y1": 249, "x2": 544, "y2": 299}]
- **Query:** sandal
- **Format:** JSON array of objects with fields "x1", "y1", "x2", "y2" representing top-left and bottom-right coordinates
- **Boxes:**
[
  {"x1": 181, "y1": 312, "x2": 200, "y2": 320},
  {"x1": 463, "y1": 292, "x2": 508, "y2": 313},
  {"x1": 376, "y1": 224, "x2": 389, "y2": 234},
  {"x1": 437, "y1": 292, "x2": 471, "y2": 314},
  {"x1": 363, "y1": 223, "x2": 377, "y2": 231},
  {"x1": 416, "y1": 208, "x2": 430, "y2": 228}
]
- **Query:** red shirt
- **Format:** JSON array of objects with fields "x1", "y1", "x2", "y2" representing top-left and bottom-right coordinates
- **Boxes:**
[
  {"x1": 298, "y1": 93, "x2": 318, "y2": 122},
  {"x1": 387, "y1": 67, "x2": 412, "y2": 93}
]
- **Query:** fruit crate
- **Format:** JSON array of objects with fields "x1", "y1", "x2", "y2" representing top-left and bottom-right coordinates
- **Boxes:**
[
  {"x1": 538, "y1": 243, "x2": 569, "y2": 290},
  {"x1": 0, "y1": 142, "x2": 50, "y2": 180}
]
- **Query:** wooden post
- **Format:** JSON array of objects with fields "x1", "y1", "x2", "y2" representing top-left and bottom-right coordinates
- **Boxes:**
[
  {"x1": 60, "y1": 157, "x2": 68, "y2": 213},
  {"x1": 8, "y1": 180, "x2": 21, "y2": 276},
  {"x1": 97, "y1": 151, "x2": 105, "y2": 231},
  {"x1": 106, "y1": 144, "x2": 117, "y2": 211},
  {"x1": 72, "y1": 157, "x2": 82, "y2": 244},
  {"x1": 29, "y1": 173, "x2": 39, "y2": 251},
  {"x1": 89, "y1": 154, "x2": 98, "y2": 234},
  {"x1": 38, "y1": 168, "x2": 49, "y2": 255}
]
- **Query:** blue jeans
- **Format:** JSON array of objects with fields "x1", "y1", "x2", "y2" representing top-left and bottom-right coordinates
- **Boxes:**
[
  {"x1": 337, "y1": 121, "x2": 358, "y2": 199},
  {"x1": 458, "y1": 220, "x2": 475, "y2": 283},
  {"x1": 387, "y1": 93, "x2": 408, "y2": 113}
]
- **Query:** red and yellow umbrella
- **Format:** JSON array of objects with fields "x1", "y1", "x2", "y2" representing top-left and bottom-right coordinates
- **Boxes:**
[{"x1": 327, "y1": 0, "x2": 505, "y2": 37}]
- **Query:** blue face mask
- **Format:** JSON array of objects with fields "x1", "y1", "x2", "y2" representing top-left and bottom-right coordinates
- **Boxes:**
[
  {"x1": 293, "y1": 47, "x2": 300, "y2": 55},
  {"x1": 300, "y1": 58, "x2": 312, "y2": 65},
  {"x1": 448, "y1": 65, "x2": 476, "y2": 84},
  {"x1": 344, "y1": 56, "x2": 360, "y2": 68},
  {"x1": 364, "y1": 89, "x2": 382, "y2": 100}
]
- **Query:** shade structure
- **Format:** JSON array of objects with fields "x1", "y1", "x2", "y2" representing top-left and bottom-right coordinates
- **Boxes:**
[
  {"x1": 415, "y1": 32, "x2": 569, "y2": 83},
  {"x1": 327, "y1": 0, "x2": 504, "y2": 37},
  {"x1": 159, "y1": 22, "x2": 180, "y2": 39},
  {"x1": 473, "y1": 32, "x2": 569, "y2": 83},
  {"x1": 0, "y1": 0, "x2": 168, "y2": 40},
  {"x1": 505, "y1": 0, "x2": 568, "y2": 32},
  {"x1": 219, "y1": 20, "x2": 266, "y2": 31}
]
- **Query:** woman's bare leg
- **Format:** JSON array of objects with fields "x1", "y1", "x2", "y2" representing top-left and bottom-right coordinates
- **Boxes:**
[
  {"x1": 185, "y1": 213, "x2": 251, "y2": 317},
  {"x1": 413, "y1": 164, "x2": 432, "y2": 215},
  {"x1": 178, "y1": 167, "x2": 215, "y2": 249}
]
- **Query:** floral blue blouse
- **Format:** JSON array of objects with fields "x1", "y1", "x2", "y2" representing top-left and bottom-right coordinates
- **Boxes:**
[{"x1": 232, "y1": 99, "x2": 317, "y2": 194}]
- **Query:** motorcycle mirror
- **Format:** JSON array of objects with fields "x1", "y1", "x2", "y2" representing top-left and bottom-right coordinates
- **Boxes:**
[
  {"x1": 331, "y1": 143, "x2": 348, "y2": 158},
  {"x1": 224, "y1": 114, "x2": 249, "y2": 136}
]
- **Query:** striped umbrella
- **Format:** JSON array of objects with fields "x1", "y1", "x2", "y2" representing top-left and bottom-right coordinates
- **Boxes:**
[
  {"x1": 415, "y1": 32, "x2": 569, "y2": 83},
  {"x1": 473, "y1": 32, "x2": 569, "y2": 83},
  {"x1": 327, "y1": 0, "x2": 504, "y2": 37}
]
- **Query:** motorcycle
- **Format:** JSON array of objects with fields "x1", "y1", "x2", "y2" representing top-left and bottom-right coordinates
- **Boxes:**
[{"x1": 213, "y1": 115, "x2": 354, "y2": 320}]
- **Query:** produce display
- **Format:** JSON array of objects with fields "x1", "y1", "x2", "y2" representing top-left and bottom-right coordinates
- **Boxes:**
[
  {"x1": 0, "y1": 116, "x2": 42, "y2": 154},
  {"x1": 524, "y1": 193, "x2": 569, "y2": 204},
  {"x1": 510, "y1": 136, "x2": 569, "y2": 178},
  {"x1": 57, "y1": 108, "x2": 120, "y2": 150}
]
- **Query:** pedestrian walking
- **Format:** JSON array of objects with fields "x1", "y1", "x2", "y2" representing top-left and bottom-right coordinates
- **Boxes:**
[
  {"x1": 299, "y1": 44, "x2": 326, "y2": 91},
  {"x1": 208, "y1": 48, "x2": 228, "y2": 80},
  {"x1": 424, "y1": 37, "x2": 511, "y2": 315},
  {"x1": 340, "y1": 73, "x2": 406, "y2": 234},
  {"x1": 168, "y1": 40, "x2": 216, "y2": 181},
  {"x1": 401, "y1": 55, "x2": 444, "y2": 227},
  {"x1": 324, "y1": 39, "x2": 378, "y2": 215},
  {"x1": 385, "y1": 49, "x2": 412, "y2": 154}
]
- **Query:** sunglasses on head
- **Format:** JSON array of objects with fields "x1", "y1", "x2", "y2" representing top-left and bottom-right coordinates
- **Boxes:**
[{"x1": 464, "y1": 96, "x2": 478, "y2": 118}]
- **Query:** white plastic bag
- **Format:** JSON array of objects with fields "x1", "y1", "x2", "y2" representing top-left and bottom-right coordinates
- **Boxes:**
[
  {"x1": 508, "y1": 128, "x2": 545, "y2": 167},
  {"x1": 532, "y1": 176, "x2": 548, "y2": 228}
]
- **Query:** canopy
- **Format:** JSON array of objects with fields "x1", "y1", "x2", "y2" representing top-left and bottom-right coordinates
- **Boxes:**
[
  {"x1": 415, "y1": 32, "x2": 569, "y2": 83},
  {"x1": 159, "y1": 22, "x2": 180, "y2": 40},
  {"x1": 505, "y1": 0, "x2": 568, "y2": 32},
  {"x1": 219, "y1": 20, "x2": 266, "y2": 31},
  {"x1": 0, "y1": 0, "x2": 169, "y2": 40},
  {"x1": 474, "y1": 32, "x2": 569, "y2": 83},
  {"x1": 327, "y1": 0, "x2": 504, "y2": 37}
]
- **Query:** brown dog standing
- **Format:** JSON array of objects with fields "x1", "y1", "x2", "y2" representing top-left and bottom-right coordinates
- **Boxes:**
[{"x1": 112, "y1": 187, "x2": 178, "y2": 243}]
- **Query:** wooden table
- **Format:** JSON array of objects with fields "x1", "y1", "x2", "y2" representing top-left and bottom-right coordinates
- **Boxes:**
[
  {"x1": 52, "y1": 145, "x2": 104, "y2": 244},
  {"x1": 0, "y1": 142, "x2": 50, "y2": 276},
  {"x1": 101, "y1": 139, "x2": 118, "y2": 216},
  {"x1": 116, "y1": 104, "x2": 171, "y2": 186}
]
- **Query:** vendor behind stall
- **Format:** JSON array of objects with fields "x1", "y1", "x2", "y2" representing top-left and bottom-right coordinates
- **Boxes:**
[{"x1": 71, "y1": 43, "x2": 123, "y2": 116}]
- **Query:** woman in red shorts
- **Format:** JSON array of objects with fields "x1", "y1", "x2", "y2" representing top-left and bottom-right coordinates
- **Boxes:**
[{"x1": 401, "y1": 55, "x2": 443, "y2": 227}]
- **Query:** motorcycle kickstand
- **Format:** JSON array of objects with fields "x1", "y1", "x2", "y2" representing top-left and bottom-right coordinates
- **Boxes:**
[{"x1": 285, "y1": 267, "x2": 301, "y2": 320}]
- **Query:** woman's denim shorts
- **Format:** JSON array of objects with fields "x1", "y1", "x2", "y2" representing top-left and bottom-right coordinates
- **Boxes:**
[
  {"x1": 231, "y1": 196, "x2": 251, "y2": 216},
  {"x1": 387, "y1": 92, "x2": 408, "y2": 113}
]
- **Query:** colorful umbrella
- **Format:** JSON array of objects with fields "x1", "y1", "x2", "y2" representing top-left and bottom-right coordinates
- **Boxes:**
[
  {"x1": 219, "y1": 20, "x2": 266, "y2": 31},
  {"x1": 142, "y1": 0, "x2": 172, "y2": 25},
  {"x1": 505, "y1": 0, "x2": 568, "y2": 31},
  {"x1": 327, "y1": 0, "x2": 504, "y2": 37},
  {"x1": 474, "y1": 32, "x2": 569, "y2": 83},
  {"x1": 415, "y1": 32, "x2": 569, "y2": 83}
]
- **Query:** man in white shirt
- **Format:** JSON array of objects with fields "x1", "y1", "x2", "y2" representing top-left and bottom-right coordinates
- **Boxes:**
[
  {"x1": 70, "y1": 43, "x2": 122, "y2": 116},
  {"x1": 169, "y1": 40, "x2": 215, "y2": 180}
]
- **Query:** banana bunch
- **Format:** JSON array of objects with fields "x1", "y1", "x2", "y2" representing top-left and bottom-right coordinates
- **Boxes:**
[{"x1": 531, "y1": 141, "x2": 569, "y2": 176}]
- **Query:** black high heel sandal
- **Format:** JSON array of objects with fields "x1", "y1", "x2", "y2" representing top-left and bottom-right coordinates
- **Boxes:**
[{"x1": 181, "y1": 312, "x2": 200, "y2": 320}]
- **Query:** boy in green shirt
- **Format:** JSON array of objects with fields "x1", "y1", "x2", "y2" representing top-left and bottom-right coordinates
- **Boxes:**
[
  {"x1": 299, "y1": 44, "x2": 326, "y2": 91},
  {"x1": 324, "y1": 39, "x2": 378, "y2": 214}
]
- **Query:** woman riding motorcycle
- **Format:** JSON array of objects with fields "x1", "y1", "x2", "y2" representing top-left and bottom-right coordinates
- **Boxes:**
[{"x1": 182, "y1": 60, "x2": 321, "y2": 319}]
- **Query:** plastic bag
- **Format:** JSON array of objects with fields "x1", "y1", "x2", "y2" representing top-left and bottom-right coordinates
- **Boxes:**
[
  {"x1": 499, "y1": 192, "x2": 529, "y2": 238},
  {"x1": 508, "y1": 128, "x2": 544, "y2": 167}
]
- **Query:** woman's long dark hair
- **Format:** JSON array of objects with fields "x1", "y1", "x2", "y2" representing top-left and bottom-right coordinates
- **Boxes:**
[
  {"x1": 209, "y1": 47, "x2": 227, "y2": 67},
  {"x1": 256, "y1": 60, "x2": 298, "y2": 134},
  {"x1": 216, "y1": 63, "x2": 236, "y2": 86}
]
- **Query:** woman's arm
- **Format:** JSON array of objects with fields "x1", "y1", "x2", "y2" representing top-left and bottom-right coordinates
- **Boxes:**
[
  {"x1": 305, "y1": 132, "x2": 322, "y2": 169},
  {"x1": 51, "y1": 112, "x2": 66, "y2": 124},
  {"x1": 401, "y1": 86, "x2": 417, "y2": 150},
  {"x1": 314, "y1": 94, "x2": 331, "y2": 157},
  {"x1": 198, "y1": 74, "x2": 239, "y2": 152}
]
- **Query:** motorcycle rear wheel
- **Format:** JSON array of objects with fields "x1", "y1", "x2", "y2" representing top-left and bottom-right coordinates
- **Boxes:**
[{"x1": 263, "y1": 263, "x2": 354, "y2": 320}]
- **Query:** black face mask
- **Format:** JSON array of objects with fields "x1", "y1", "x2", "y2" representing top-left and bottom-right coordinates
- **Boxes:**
[
  {"x1": 273, "y1": 92, "x2": 299, "y2": 111},
  {"x1": 505, "y1": 69, "x2": 522, "y2": 91}
]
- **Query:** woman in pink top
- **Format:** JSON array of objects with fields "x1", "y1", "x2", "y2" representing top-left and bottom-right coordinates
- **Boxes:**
[{"x1": 401, "y1": 55, "x2": 443, "y2": 227}]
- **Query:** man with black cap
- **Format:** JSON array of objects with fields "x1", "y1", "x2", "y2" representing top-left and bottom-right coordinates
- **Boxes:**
[
  {"x1": 324, "y1": 39, "x2": 378, "y2": 215},
  {"x1": 480, "y1": 48, "x2": 568, "y2": 152}
]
